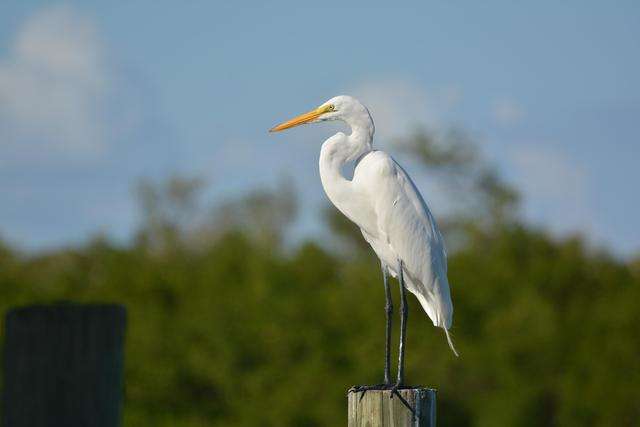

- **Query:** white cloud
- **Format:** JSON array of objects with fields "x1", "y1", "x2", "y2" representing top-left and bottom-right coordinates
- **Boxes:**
[
  {"x1": 0, "y1": 5, "x2": 179, "y2": 250},
  {"x1": 350, "y1": 79, "x2": 462, "y2": 144},
  {"x1": 0, "y1": 5, "x2": 109, "y2": 162},
  {"x1": 508, "y1": 144, "x2": 595, "y2": 235},
  {"x1": 492, "y1": 98, "x2": 525, "y2": 125}
]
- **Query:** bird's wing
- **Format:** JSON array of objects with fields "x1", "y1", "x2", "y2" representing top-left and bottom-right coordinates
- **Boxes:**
[{"x1": 357, "y1": 151, "x2": 453, "y2": 329}]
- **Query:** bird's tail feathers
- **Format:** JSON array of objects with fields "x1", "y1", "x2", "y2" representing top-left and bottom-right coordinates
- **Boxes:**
[{"x1": 443, "y1": 327, "x2": 459, "y2": 357}]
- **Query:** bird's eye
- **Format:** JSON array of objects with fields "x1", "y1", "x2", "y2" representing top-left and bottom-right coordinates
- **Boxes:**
[{"x1": 328, "y1": 105, "x2": 335, "y2": 111}]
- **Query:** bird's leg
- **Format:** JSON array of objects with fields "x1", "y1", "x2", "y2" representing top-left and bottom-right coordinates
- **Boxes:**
[
  {"x1": 396, "y1": 259, "x2": 408, "y2": 387},
  {"x1": 382, "y1": 265, "x2": 393, "y2": 386},
  {"x1": 389, "y1": 260, "x2": 414, "y2": 415}
]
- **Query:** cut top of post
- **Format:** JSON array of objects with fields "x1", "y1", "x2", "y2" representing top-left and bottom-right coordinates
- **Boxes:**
[{"x1": 348, "y1": 387, "x2": 436, "y2": 427}]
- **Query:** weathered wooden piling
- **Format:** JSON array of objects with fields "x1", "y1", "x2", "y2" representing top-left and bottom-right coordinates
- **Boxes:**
[
  {"x1": 348, "y1": 387, "x2": 436, "y2": 426},
  {"x1": 2, "y1": 303, "x2": 126, "y2": 427}
]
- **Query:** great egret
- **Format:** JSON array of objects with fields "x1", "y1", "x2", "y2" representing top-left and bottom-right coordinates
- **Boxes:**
[{"x1": 270, "y1": 95, "x2": 458, "y2": 396}]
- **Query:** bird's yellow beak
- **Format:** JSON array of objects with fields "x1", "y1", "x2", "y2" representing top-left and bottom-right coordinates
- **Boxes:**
[{"x1": 269, "y1": 104, "x2": 333, "y2": 132}]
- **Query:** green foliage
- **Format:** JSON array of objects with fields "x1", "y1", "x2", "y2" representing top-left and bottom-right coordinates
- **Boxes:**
[{"x1": 0, "y1": 222, "x2": 638, "y2": 426}]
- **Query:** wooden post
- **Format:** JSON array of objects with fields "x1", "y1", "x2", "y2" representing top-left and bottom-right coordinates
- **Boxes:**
[
  {"x1": 348, "y1": 388, "x2": 436, "y2": 427},
  {"x1": 2, "y1": 303, "x2": 126, "y2": 427}
]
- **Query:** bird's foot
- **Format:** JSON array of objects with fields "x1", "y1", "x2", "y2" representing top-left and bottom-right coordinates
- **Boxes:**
[
  {"x1": 348, "y1": 383, "x2": 393, "y2": 402},
  {"x1": 349, "y1": 383, "x2": 392, "y2": 393},
  {"x1": 389, "y1": 382, "x2": 416, "y2": 417}
]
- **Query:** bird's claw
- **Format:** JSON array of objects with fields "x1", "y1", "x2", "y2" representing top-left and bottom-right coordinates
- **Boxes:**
[
  {"x1": 388, "y1": 383, "x2": 416, "y2": 417},
  {"x1": 349, "y1": 384, "x2": 392, "y2": 402},
  {"x1": 349, "y1": 383, "x2": 416, "y2": 416}
]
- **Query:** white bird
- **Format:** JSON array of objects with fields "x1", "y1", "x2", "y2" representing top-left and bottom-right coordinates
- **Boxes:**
[{"x1": 270, "y1": 95, "x2": 458, "y2": 393}]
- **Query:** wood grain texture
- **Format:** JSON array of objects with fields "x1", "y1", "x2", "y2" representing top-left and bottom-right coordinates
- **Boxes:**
[{"x1": 348, "y1": 387, "x2": 436, "y2": 426}]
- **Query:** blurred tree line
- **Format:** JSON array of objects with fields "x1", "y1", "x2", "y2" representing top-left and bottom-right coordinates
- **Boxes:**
[{"x1": 0, "y1": 128, "x2": 638, "y2": 426}]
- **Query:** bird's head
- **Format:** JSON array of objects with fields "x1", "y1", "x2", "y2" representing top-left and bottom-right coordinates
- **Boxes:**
[{"x1": 269, "y1": 95, "x2": 373, "y2": 134}]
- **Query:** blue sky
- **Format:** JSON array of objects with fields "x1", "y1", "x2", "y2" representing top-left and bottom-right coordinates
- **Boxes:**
[{"x1": 1, "y1": 1, "x2": 638, "y2": 256}]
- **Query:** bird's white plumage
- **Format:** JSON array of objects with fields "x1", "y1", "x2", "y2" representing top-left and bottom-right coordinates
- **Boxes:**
[
  {"x1": 272, "y1": 95, "x2": 457, "y2": 355},
  {"x1": 354, "y1": 150, "x2": 453, "y2": 330}
]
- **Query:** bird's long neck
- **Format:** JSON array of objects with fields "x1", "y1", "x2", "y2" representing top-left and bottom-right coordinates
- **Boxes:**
[{"x1": 319, "y1": 121, "x2": 374, "y2": 220}]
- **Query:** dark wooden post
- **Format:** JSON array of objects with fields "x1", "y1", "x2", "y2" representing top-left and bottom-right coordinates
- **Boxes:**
[
  {"x1": 348, "y1": 388, "x2": 436, "y2": 426},
  {"x1": 2, "y1": 303, "x2": 126, "y2": 427}
]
